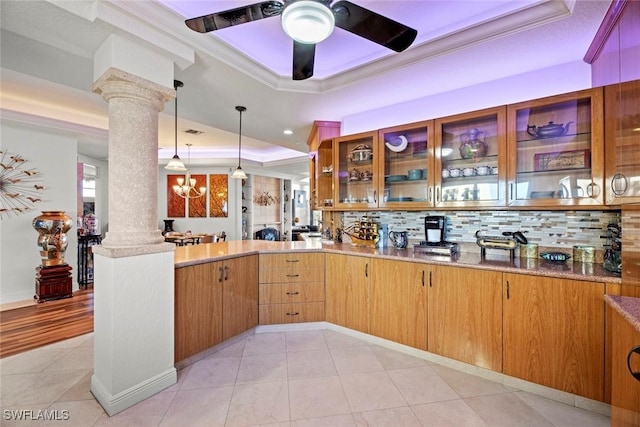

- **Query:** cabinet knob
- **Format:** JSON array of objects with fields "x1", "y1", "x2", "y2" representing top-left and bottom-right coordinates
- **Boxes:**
[
  {"x1": 627, "y1": 345, "x2": 640, "y2": 382},
  {"x1": 611, "y1": 173, "x2": 627, "y2": 196}
]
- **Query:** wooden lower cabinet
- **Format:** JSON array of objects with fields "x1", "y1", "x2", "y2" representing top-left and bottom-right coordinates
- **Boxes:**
[
  {"x1": 259, "y1": 253, "x2": 325, "y2": 325},
  {"x1": 503, "y1": 273, "x2": 605, "y2": 401},
  {"x1": 223, "y1": 255, "x2": 258, "y2": 341},
  {"x1": 427, "y1": 265, "x2": 503, "y2": 371},
  {"x1": 325, "y1": 254, "x2": 370, "y2": 333},
  {"x1": 610, "y1": 304, "x2": 640, "y2": 426},
  {"x1": 370, "y1": 259, "x2": 427, "y2": 350},
  {"x1": 175, "y1": 262, "x2": 223, "y2": 363}
]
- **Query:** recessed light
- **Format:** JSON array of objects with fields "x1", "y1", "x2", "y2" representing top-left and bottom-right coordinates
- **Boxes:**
[{"x1": 283, "y1": 129, "x2": 293, "y2": 135}]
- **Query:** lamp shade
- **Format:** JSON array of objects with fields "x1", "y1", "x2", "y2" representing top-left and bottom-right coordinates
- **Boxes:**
[{"x1": 281, "y1": 1, "x2": 335, "y2": 44}]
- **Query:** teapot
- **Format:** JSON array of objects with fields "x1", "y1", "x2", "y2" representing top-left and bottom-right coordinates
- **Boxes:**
[
  {"x1": 348, "y1": 168, "x2": 361, "y2": 181},
  {"x1": 389, "y1": 231, "x2": 408, "y2": 249},
  {"x1": 526, "y1": 121, "x2": 573, "y2": 138},
  {"x1": 459, "y1": 128, "x2": 488, "y2": 159}
]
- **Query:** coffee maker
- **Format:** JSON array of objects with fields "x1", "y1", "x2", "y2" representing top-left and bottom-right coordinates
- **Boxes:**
[{"x1": 414, "y1": 216, "x2": 459, "y2": 255}]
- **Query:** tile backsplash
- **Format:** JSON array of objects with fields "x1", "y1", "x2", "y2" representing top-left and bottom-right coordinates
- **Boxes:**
[{"x1": 340, "y1": 210, "x2": 621, "y2": 255}]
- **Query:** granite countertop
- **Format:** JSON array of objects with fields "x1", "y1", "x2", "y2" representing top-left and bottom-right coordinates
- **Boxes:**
[
  {"x1": 605, "y1": 295, "x2": 640, "y2": 333},
  {"x1": 174, "y1": 240, "x2": 621, "y2": 284}
]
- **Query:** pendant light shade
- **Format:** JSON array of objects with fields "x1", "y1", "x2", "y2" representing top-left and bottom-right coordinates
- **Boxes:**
[
  {"x1": 165, "y1": 80, "x2": 187, "y2": 171},
  {"x1": 231, "y1": 106, "x2": 247, "y2": 180}
]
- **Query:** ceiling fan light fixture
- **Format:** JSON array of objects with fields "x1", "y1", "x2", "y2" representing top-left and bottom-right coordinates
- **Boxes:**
[{"x1": 281, "y1": 1, "x2": 335, "y2": 44}]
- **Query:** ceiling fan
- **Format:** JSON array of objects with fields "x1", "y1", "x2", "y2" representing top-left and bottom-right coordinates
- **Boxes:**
[{"x1": 185, "y1": 0, "x2": 417, "y2": 80}]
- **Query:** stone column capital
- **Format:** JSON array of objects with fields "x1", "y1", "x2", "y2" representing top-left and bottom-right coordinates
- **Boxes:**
[{"x1": 93, "y1": 67, "x2": 174, "y2": 112}]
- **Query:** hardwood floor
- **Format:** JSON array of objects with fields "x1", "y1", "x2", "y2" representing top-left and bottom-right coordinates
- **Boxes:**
[{"x1": 0, "y1": 289, "x2": 94, "y2": 358}]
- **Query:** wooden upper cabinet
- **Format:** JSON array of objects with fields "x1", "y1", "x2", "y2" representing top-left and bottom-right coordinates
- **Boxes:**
[
  {"x1": 308, "y1": 121, "x2": 341, "y2": 210},
  {"x1": 506, "y1": 87, "x2": 605, "y2": 208},
  {"x1": 325, "y1": 253, "x2": 370, "y2": 333},
  {"x1": 605, "y1": 80, "x2": 640, "y2": 205},
  {"x1": 434, "y1": 106, "x2": 508, "y2": 208},
  {"x1": 427, "y1": 265, "x2": 503, "y2": 371},
  {"x1": 503, "y1": 273, "x2": 605, "y2": 401},
  {"x1": 370, "y1": 259, "x2": 428, "y2": 350},
  {"x1": 377, "y1": 120, "x2": 435, "y2": 209},
  {"x1": 333, "y1": 131, "x2": 380, "y2": 210}
]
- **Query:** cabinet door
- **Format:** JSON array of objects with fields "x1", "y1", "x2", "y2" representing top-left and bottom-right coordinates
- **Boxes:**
[
  {"x1": 308, "y1": 121, "x2": 340, "y2": 210},
  {"x1": 377, "y1": 120, "x2": 434, "y2": 209},
  {"x1": 427, "y1": 266, "x2": 502, "y2": 371},
  {"x1": 605, "y1": 80, "x2": 640, "y2": 205},
  {"x1": 223, "y1": 255, "x2": 258, "y2": 341},
  {"x1": 370, "y1": 259, "x2": 427, "y2": 350},
  {"x1": 175, "y1": 262, "x2": 223, "y2": 362},
  {"x1": 503, "y1": 273, "x2": 605, "y2": 401},
  {"x1": 334, "y1": 131, "x2": 379, "y2": 210},
  {"x1": 434, "y1": 106, "x2": 507, "y2": 208},
  {"x1": 610, "y1": 306, "x2": 640, "y2": 426},
  {"x1": 325, "y1": 254, "x2": 370, "y2": 333},
  {"x1": 507, "y1": 87, "x2": 604, "y2": 207}
]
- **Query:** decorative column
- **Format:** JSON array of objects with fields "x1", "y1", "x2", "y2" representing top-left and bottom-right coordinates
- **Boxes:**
[{"x1": 92, "y1": 67, "x2": 173, "y2": 247}]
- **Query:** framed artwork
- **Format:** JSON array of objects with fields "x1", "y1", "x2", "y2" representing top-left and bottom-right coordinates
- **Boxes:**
[
  {"x1": 188, "y1": 174, "x2": 207, "y2": 218},
  {"x1": 533, "y1": 149, "x2": 591, "y2": 172},
  {"x1": 209, "y1": 174, "x2": 228, "y2": 217},
  {"x1": 294, "y1": 190, "x2": 306, "y2": 208},
  {"x1": 167, "y1": 174, "x2": 185, "y2": 218}
]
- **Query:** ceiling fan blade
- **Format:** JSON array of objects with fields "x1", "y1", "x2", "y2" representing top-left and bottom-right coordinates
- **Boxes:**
[
  {"x1": 331, "y1": 0, "x2": 417, "y2": 52},
  {"x1": 292, "y1": 41, "x2": 315, "y2": 80},
  {"x1": 185, "y1": 1, "x2": 284, "y2": 33}
]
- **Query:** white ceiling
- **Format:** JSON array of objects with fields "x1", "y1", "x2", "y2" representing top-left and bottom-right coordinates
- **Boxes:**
[{"x1": 0, "y1": 0, "x2": 611, "y2": 181}]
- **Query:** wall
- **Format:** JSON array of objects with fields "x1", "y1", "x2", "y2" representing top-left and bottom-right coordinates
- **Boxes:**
[{"x1": 1, "y1": 121, "x2": 79, "y2": 304}]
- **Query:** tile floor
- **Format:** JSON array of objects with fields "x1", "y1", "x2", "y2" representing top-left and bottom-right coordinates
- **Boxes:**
[{"x1": 0, "y1": 329, "x2": 610, "y2": 426}]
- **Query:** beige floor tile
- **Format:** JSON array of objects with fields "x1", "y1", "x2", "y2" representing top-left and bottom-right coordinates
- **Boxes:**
[
  {"x1": 38, "y1": 399, "x2": 106, "y2": 426},
  {"x1": 237, "y1": 352, "x2": 287, "y2": 384},
  {"x1": 285, "y1": 330, "x2": 328, "y2": 353},
  {"x1": 430, "y1": 365, "x2": 509, "y2": 398},
  {"x1": 411, "y1": 399, "x2": 488, "y2": 426},
  {"x1": 353, "y1": 406, "x2": 422, "y2": 426},
  {"x1": 322, "y1": 330, "x2": 369, "y2": 349},
  {"x1": 330, "y1": 346, "x2": 384, "y2": 375},
  {"x1": 339, "y1": 371, "x2": 406, "y2": 413},
  {"x1": 43, "y1": 346, "x2": 94, "y2": 372},
  {"x1": 160, "y1": 386, "x2": 233, "y2": 427},
  {"x1": 291, "y1": 413, "x2": 356, "y2": 426},
  {"x1": 514, "y1": 391, "x2": 610, "y2": 427},
  {"x1": 243, "y1": 332, "x2": 286, "y2": 356},
  {"x1": 464, "y1": 392, "x2": 554, "y2": 426},
  {"x1": 289, "y1": 376, "x2": 351, "y2": 421},
  {"x1": 56, "y1": 371, "x2": 94, "y2": 402},
  {"x1": 180, "y1": 357, "x2": 240, "y2": 390},
  {"x1": 369, "y1": 345, "x2": 429, "y2": 370},
  {"x1": 42, "y1": 333, "x2": 93, "y2": 351},
  {"x1": 287, "y1": 349, "x2": 337, "y2": 380},
  {"x1": 387, "y1": 366, "x2": 459, "y2": 405},
  {"x1": 163, "y1": 365, "x2": 191, "y2": 393},
  {"x1": 210, "y1": 339, "x2": 246, "y2": 359},
  {"x1": 1, "y1": 370, "x2": 89, "y2": 406},
  {"x1": 225, "y1": 381, "x2": 289, "y2": 427},
  {"x1": 0, "y1": 347, "x2": 73, "y2": 374}
]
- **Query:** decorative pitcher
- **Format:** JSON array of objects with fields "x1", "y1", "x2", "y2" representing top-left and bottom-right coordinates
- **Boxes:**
[
  {"x1": 459, "y1": 128, "x2": 488, "y2": 159},
  {"x1": 32, "y1": 211, "x2": 73, "y2": 267}
]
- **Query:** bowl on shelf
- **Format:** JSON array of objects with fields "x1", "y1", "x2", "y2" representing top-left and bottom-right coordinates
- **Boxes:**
[{"x1": 408, "y1": 169, "x2": 422, "y2": 180}]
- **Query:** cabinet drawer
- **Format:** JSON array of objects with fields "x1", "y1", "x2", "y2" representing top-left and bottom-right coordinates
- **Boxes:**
[
  {"x1": 259, "y1": 302, "x2": 325, "y2": 324},
  {"x1": 259, "y1": 267, "x2": 324, "y2": 284},
  {"x1": 260, "y1": 253, "x2": 324, "y2": 269},
  {"x1": 259, "y1": 282, "x2": 325, "y2": 304}
]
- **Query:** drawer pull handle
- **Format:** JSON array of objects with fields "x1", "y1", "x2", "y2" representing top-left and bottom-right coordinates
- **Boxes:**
[
  {"x1": 286, "y1": 274, "x2": 300, "y2": 278},
  {"x1": 286, "y1": 291, "x2": 300, "y2": 295},
  {"x1": 627, "y1": 345, "x2": 640, "y2": 381},
  {"x1": 286, "y1": 259, "x2": 300, "y2": 263},
  {"x1": 286, "y1": 312, "x2": 299, "y2": 316}
]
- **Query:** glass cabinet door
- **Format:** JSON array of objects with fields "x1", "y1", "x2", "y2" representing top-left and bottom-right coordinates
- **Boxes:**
[
  {"x1": 315, "y1": 138, "x2": 335, "y2": 209},
  {"x1": 334, "y1": 131, "x2": 379, "y2": 210},
  {"x1": 507, "y1": 88, "x2": 604, "y2": 207},
  {"x1": 378, "y1": 120, "x2": 433, "y2": 208},
  {"x1": 434, "y1": 106, "x2": 507, "y2": 208},
  {"x1": 605, "y1": 80, "x2": 640, "y2": 205}
]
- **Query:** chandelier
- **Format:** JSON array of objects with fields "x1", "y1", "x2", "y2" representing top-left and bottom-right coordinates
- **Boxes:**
[{"x1": 173, "y1": 144, "x2": 205, "y2": 199}]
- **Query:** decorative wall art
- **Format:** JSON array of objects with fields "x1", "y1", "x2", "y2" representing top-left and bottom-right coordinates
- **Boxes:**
[
  {"x1": 253, "y1": 191, "x2": 280, "y2": 206},
  {"x1": 167, "y1": 174, "x2": 185, "y2": 217},
  {"x1": 208, "y1": 174, "x2": 228, "y2": 218},
  {"x1": 0, "y1": 150, "x2": 45, "y2": 219},
  {"x1": 188, "y1": 174, "x2": 207, "y2": 218},
  {"x1": 534, "y1": 149, "x2": 591, "y2": 172}
]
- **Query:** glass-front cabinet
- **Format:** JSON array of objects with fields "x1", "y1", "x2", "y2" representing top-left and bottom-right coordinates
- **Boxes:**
[
  {"x1": 605, "y1": 80, "x2": 640, "y2": 205},
  {"x1": 507, "y1": 88, "x2": 604, "y2": 207},
  {"x1": 334, "y1": 131, "x2": 380, "y2": 210},
  {"x1": 434, "y1": 107, "x2": 507, "y2": 208},
  {"x1": 315, "y1": 138, "x2": 335, "y2": 209},
  {"x1": 378, "y1": 120, "x2": 434, "y2": 209}
]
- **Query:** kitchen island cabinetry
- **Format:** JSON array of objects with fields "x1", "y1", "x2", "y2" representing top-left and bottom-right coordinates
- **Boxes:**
[
  {"x1": 325, "y1": 253, "x2": 370, "y2": 333},
  {"x1": 370, "y1": 258, "x2": 427, "y2": 350},
  {"x1": 503, "y1": 273, "x2": 605, "y2": 401},
  {"x1": 258, "y1": 253, "x2": 325, "y2": 324},
  {"x1": 223, "y1": 255, "x2": 258, "y2": 341},
  {"x1": 427, "y1": 265, "x2": 503, "y2": 371}
]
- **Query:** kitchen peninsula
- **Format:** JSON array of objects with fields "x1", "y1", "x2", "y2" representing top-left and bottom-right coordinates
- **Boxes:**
[{"x1": 174, "y1": 240, "x2": 620, "y2": 413}]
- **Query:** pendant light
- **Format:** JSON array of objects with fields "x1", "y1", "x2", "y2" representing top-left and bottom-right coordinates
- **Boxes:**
[
  {"x1": 165, "y1": 80, "x2": 187, "y2": 171},
  {"x1": 231, "y1": 105, "x2": 248, "y2": 179}
]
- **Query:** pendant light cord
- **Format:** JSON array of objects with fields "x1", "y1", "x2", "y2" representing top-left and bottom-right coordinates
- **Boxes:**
[{"x1": 236, "y1": 106, "x2": 247, "y2": 167}]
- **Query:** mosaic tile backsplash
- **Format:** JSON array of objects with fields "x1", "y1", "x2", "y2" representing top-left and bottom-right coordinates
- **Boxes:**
[{"x1": 340, "y1": 210, "x2": 621, "y2": 257}]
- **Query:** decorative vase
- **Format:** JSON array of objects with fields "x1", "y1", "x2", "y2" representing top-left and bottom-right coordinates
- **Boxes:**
[
  {"x1": 32, "y1": 211, "x2": 73, "y2": 267},
  {"x1": 459, "y1": 128, "x2": 488, "y2": 159},
  {"x1": 162, "y1": 219, "x2": 175, "y2": 236}
]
